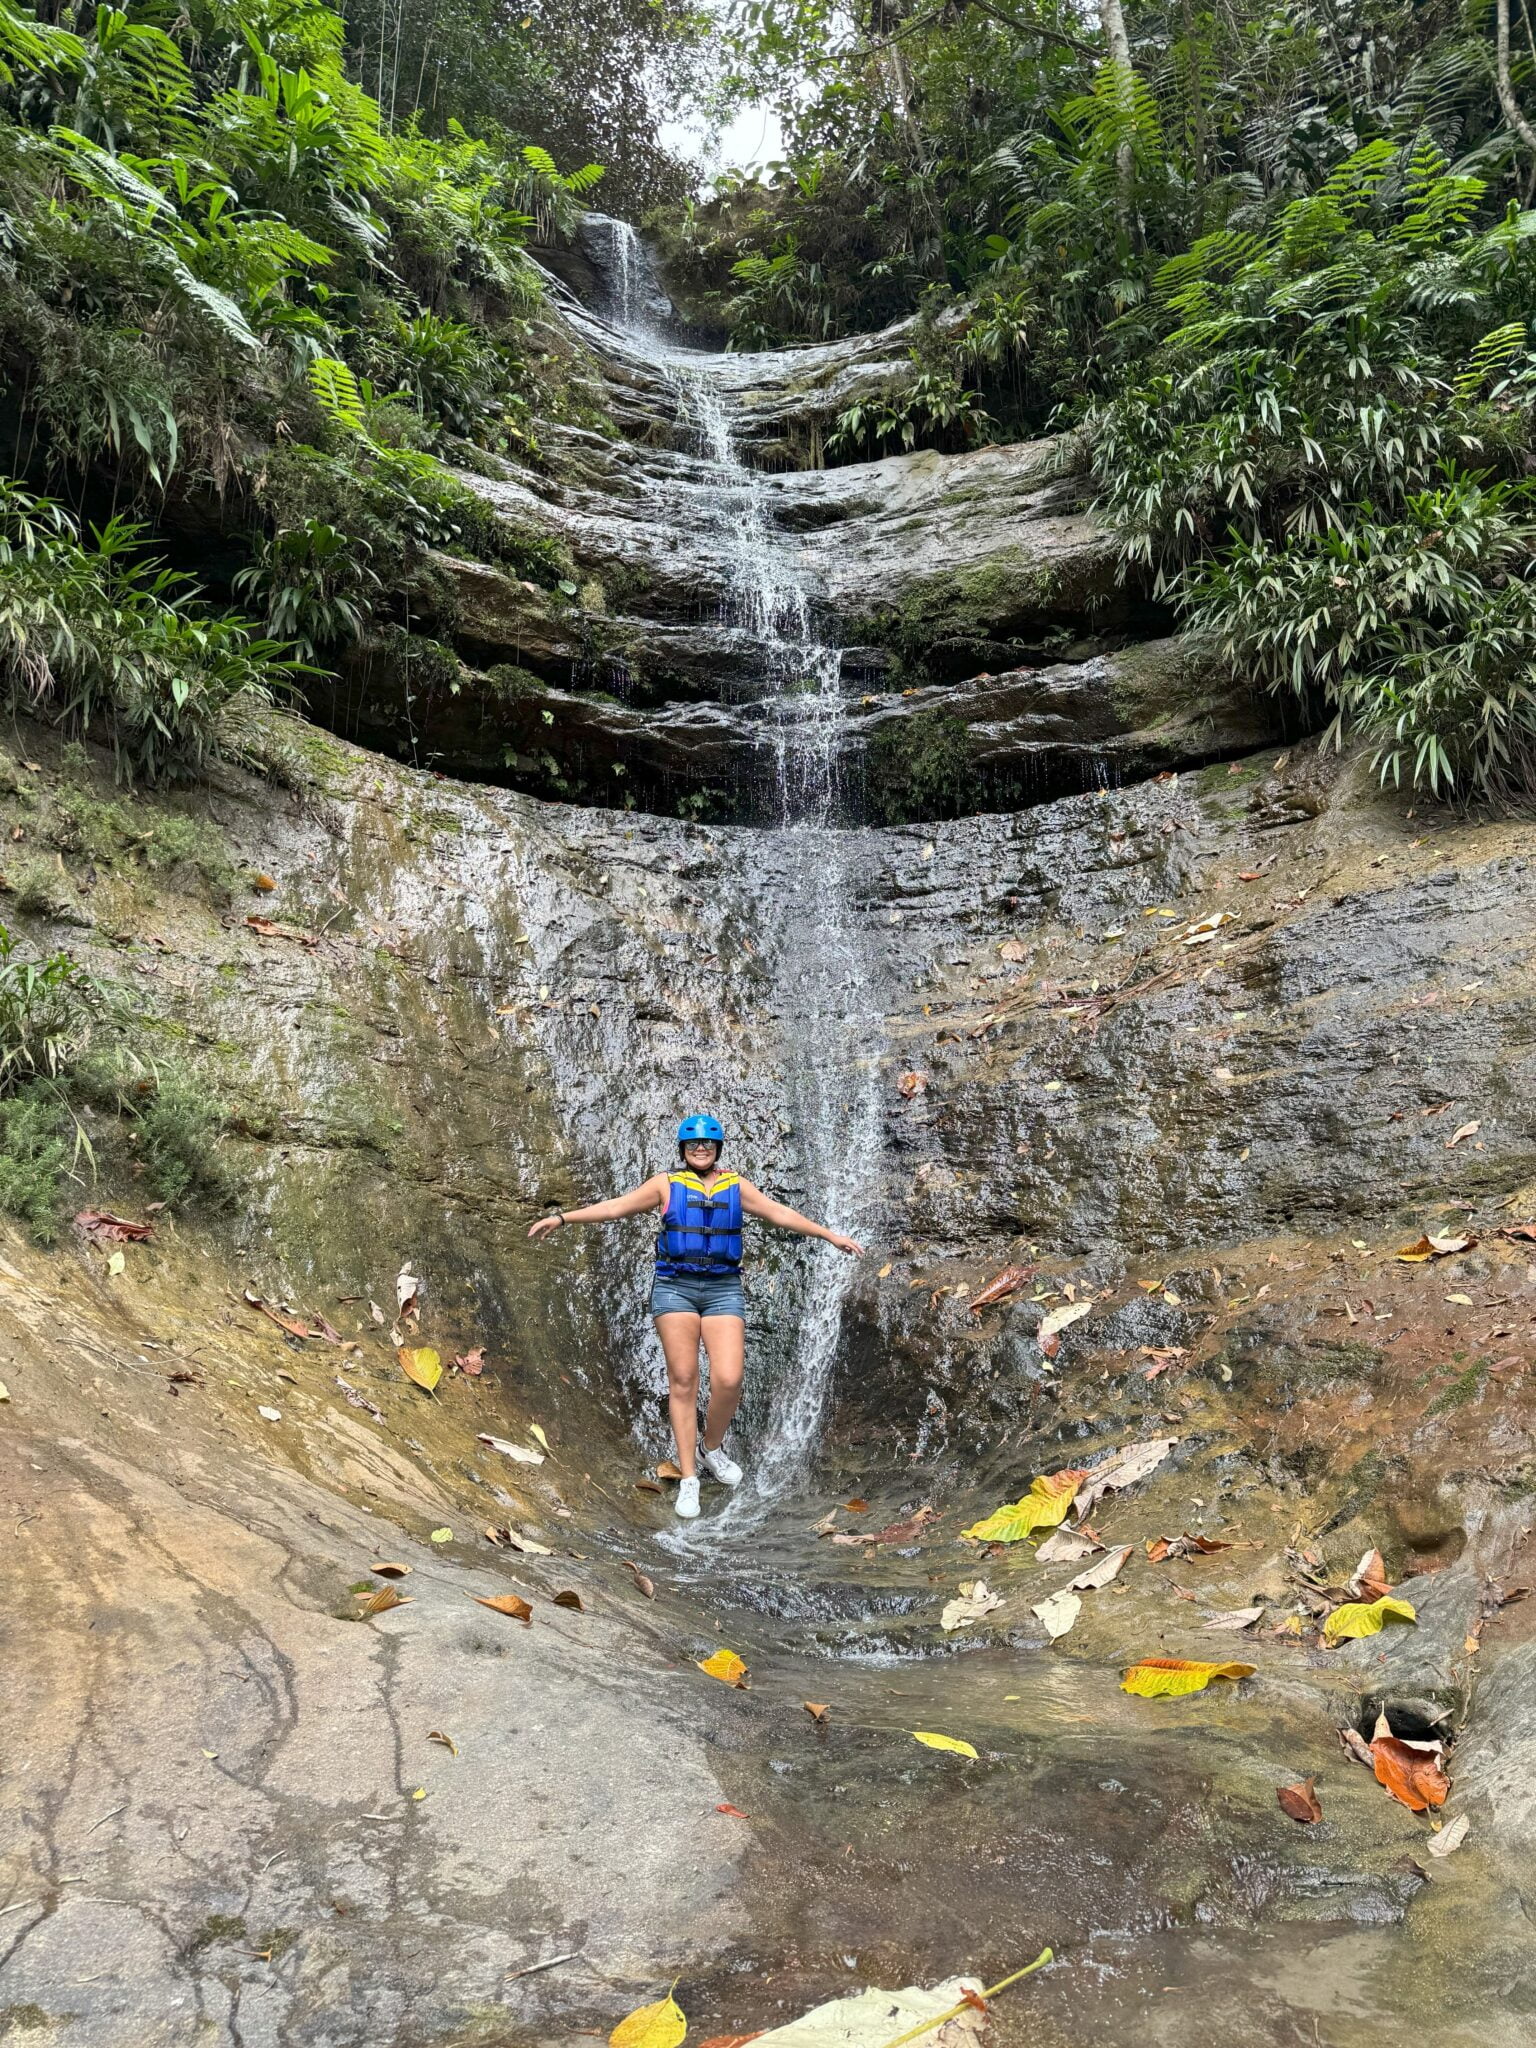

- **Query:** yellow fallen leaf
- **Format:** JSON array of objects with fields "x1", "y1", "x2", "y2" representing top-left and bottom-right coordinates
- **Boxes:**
[
  {"x1": 912, "y1": 1731, "x2": 979, "y2": 1759},
  {"x1": 411, "y1": 1787, "x2": 427, "y2": 1800},
  {"x1": 962, "y1": 1467, "x2": 1085, "y2": 1543},
  {"x1": 529, "y1": 1423, "x2": 551, "y2": 1454},
  {"x1": 877, "y1": 1262, "x2": 893, "y2": 1279},
  {"x1": 0, "y1": 1379, "x2": 8, "y2": 1401},
  {"x1": 1121, "y1": 1658, "x2": 1255, "y2": 1698},
  {"x1": 1322, "y1": 1596, "x2": 1417, "y2": 1643},
  {"x1": 611, "y1": 1992, "x2": 687, "y2": 2048},
  {"x1": 697, "y1": 1648, "x2": 748, "y2": 1687},
  {"x1": 107, "y1": 1250, "x2": 125, "y2": 1277},
  {"x1": 399, "y1": 1345, "x2": 442, "y2": 1393},
  {"x1": 429, "y1": 1527, "x2": 452, "y2": 1544}
]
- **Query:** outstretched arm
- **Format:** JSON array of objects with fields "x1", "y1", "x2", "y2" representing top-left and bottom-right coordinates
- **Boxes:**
[
  {"x1": 528, "y1": 1174, "x2": 668, "y2": 1240},
  {"x1": 739, "y1": 1179, "x2": 864, "y2": 1256}
]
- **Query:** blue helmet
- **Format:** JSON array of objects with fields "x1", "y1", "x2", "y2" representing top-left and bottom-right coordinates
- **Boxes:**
[{"x1": 677, "y1": 1113, "x2": 725, "y2": 1145}]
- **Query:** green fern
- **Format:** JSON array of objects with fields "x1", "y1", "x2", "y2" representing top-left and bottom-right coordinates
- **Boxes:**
[{"x1": 307, "y1": 356, "x2": 367, "y2": 434}]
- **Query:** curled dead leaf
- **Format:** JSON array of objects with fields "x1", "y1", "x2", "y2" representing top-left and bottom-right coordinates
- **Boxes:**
[
  {"x1": 803, "y1": 1701, "x2": 829, "y2": 1721},
  {"x1": 552, "y1": 1589, "x2": 585, "y2": 1612},
  {"x1": 714, "y1": 1802, "x2": 750, "y2": 1818},
  {"x1": 896, "y1": 1071, "x2": 928, "y2": 1099},
  {"x1": 623, "y1": 1560, "x2": 656, "y2": 1598},
  {"x1": 966, "y1": 1263, "x2": 1035, "y2": 1314},
  {"x1": 1395, "y1": 1232, "x2": 1476, "y2": 1262},
  {"x1": 656, "y1": 1460, "x2": 683, "y2": 1482},
  {"x1": 428, "y1": 1730, "x2": 457, "y2": 1755},
  {"x1": 357, "y1": 1586, "x2": 410, "y2": 1617},
  {"x1": 1372, "y1": 1733, "x2": 1449, "y2": 1812},
  {"x1": 474, "y1": 1593, "x2": 533, "y2": 1624},
  {"x1": 454, "y1": 1348, "x2": 486, "y2": 1375},
  {"x1": 1277, "y1": 1776, "x2": 1323, "y2": 1823},
  {"x1": 370, "y1": 1562, "x2": 412, "y2": 1579}
]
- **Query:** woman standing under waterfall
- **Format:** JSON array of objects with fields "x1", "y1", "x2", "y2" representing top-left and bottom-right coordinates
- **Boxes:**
[{"x1": 528, "y1": 1115, "x2": 864, "y2": 1517}]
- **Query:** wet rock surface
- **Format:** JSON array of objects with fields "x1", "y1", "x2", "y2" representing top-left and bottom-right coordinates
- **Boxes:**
[{"x1": 2, "y1": 724, "x2": 1536, "y2": 2043}]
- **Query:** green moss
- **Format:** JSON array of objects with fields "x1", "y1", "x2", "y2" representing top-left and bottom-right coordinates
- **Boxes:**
[
  {"x1": 857, "y1": 554, "x2": 1069, "y2": 683},
  {"x1": 1428, "y1": 1359, "x2": 1487, "y2": 1414},
  {"x1": 0, "y1": 2007, "x2": 59, "y2": 2033},
  {"x1": 185, "y1": 1914, "x2": 246, "y2": 1955},
  {"x1": 484, "y1": 663, "x2": 545, "y2": 703}
]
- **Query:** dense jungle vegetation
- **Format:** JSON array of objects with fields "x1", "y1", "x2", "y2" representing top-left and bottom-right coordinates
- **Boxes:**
[
  {"x1": 661, "y1": 0, "x2": 1536, "y2": 800},
  {"x1": 0, "y1": 0, "x2": 1534, "y2": 808}
]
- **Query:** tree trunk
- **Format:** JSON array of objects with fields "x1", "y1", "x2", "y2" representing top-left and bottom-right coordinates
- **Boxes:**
[
  {"x1": 1097, "y1": 0, "x2": 1137, "y2": 227},
  {"x1": 1496, "y1": 0, "x2": 1536, "y2": 155}
]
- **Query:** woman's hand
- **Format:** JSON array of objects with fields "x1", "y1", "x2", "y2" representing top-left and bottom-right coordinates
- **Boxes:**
[
  {"x1": 826, "y1": 1232, "x2": 865, "y2": 1256},
  {"x1": 527, "y1": 1214, "x2": 564, "y2": 1241}
]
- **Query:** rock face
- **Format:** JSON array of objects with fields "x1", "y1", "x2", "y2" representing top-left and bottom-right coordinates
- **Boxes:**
[
  {"x1": 305, "y1": 230, "x2": 1286, "y2": 815},
  {"x1": 4, "y1": 718, "x2": 1536, "y2": 2044}
]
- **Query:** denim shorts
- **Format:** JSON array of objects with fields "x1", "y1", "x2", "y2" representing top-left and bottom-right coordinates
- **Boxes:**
[{"x1": 650, "y1": 1269, "x2": 747, "y2": 1321}]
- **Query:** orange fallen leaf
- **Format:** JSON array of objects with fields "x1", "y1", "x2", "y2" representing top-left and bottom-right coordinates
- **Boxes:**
[
  {"x1": 1277, "y1": 1776, "x2": 1323, "y2": 1823},
  {"x1": 803, "y1": 1701, "x2": 830, "y2": 1721},
  {"x1": 714, "y1": 1802, "x2": 751, "y2": 1818},
  {"x1": 474, "y1": 1594, "x2": 533, "y2": 1624},
  {"x1": 243, "y1": 1289, "x2": 313, "y2": 1340},
  {"x1": 370, "y1": 1562, "x2": 412, "y2": 1579},
  {"x1": 897, "y1": 1071, "x2": 928, "y2": 1099},
  {"x1": 1372, "y1": 1734, "x2": 1449, "y2": 1812},
  {"x1": 656, "y1": 1460, "x2": 683, "y2": 1481},
  {"x1": 843, "y1": 1498, "x2": 870, "y2": 1513},
  {"x1": 252, "y1": 872, "x2": 277, "y2": 891}
]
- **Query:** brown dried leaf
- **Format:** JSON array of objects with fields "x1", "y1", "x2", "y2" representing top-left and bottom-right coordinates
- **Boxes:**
[
  {"x1": 75, "y1": 1209, "x2": 154, "y2": 1243},
  {"x1": 623, "y1": 1560, "x2": 656, "y2": 1599},
  {"x1": 474, "y1": 1594, "x2": 533, "y2": 1624},
  {"x1": 656, "y1": 1460, "x2": 683, "y2": 1481},
  {"x1": 357, "y1": 1587, "x2": 410, "y2": 1617},
  {"x1": 803, "y1": 1702, "x2": 830, "y2": 1722},
  {"x1": 243, "y1": 1289, "x2": 314, "y2": 1340},
  {"x1": 454, "y1": 1348, "x2": 486, "y2": 1375},
  {"x1": 1277, "y1": 1776, "x2": 1323, "y2": 1823},
  {"x1": 245, "y1": 915, "x2": 318, "y2": 947},
  {"x1": 370, "y1": 1562, "x2": 412, "y2": 1579},
  {"x1": 428, "y1": 1730, "x2": 457, "y2": 1755},
  {"x1": 966, "y1": 1263, "x2": 1035, "y2": 1314},
  {"x1": 896, "y1": 1071, "x2": 928, "y2": 1100},
  {"x1": 552, "y1": 1589, "x2": 585, "y2": 1612},
  {"x1": 1349, "y1": 1547, "x2": 1392, "y2": 1601}
]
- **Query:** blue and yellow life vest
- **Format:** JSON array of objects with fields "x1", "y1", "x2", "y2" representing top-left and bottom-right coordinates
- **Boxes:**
[{"x1": 655, "y1": 1171, "x2": 743, "y2": 1277}]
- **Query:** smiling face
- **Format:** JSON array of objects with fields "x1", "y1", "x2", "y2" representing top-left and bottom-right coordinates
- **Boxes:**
[{"x1": 681, "y1": 1136, "x2": 721, "y2": 1173}]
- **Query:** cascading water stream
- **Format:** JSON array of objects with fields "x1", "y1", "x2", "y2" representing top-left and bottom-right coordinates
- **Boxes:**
[{"x1": 593, "y1": 217, "x2": 885, "y2": 1525}]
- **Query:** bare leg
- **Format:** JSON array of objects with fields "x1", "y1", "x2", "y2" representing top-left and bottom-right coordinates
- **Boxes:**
[
  {"x1": 655, "y1": 1311, "x2": 702, "y2": 1476},
  {"x1": 700, "y1": 1314, "x2": 746, "y2": 1452}
]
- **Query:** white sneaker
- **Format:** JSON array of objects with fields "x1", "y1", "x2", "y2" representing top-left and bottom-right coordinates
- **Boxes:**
[
  {"x1": 675, "y1": 1475, "x2": 701, "y2": 1518},
  {"x1": 701, "y1": 1445, "x2": 743, "y2": 1488}
]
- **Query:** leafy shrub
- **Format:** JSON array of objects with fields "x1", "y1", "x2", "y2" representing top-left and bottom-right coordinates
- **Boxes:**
[
  {"x1": 0, "y1": 481, "x2": 301, "y2": 784},
  {"x1": 126, "y1": 1068, "x2": 230, "y2": 1207},
  {"x1": 863, "y1": 712, "x2": 974, "y2": 824},
  {"x1": 0, "y1": 1081, "x2": 73, "y2": 1243},
  {"x1": 1079, "y1": 139, "x2": 1536, "y2": 800},
  {"x1": 0, "y1": 921, "x2": 104, "y2": 1086}
]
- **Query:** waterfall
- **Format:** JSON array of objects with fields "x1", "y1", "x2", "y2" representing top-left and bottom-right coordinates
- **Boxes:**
[{"x1": 595, "y1": 219, "x2": 885, "y2": 1519}]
